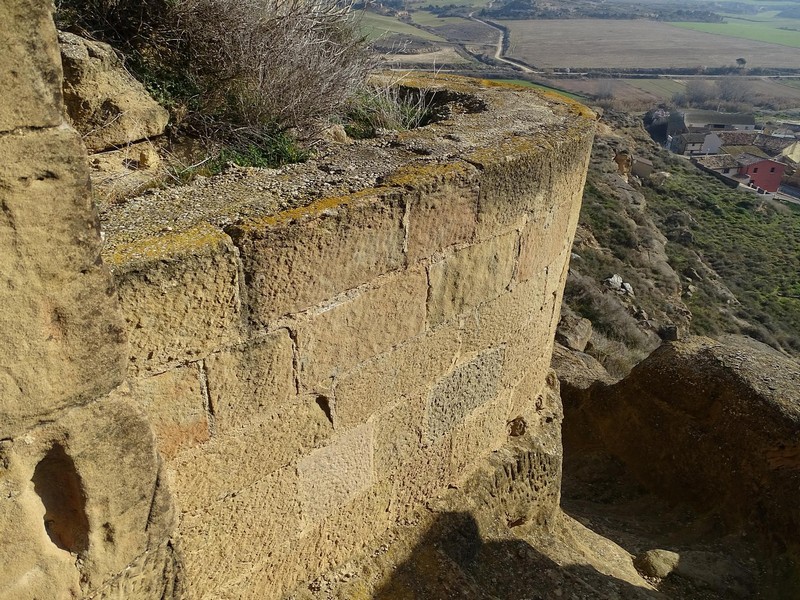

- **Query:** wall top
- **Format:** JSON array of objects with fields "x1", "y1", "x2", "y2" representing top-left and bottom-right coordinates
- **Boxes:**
[{"x1": 101, "y1": 74, "x2": 595, "y2": 268}]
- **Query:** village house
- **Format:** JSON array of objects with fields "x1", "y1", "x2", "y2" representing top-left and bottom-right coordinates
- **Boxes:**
[
  {"x1": 736, "y1": 154, "x2": 786, "y2": 192},
  {"x1": 694, "y1": 153, "x2": 786, "y2": 193},
  {"x1": 667, "y1": 109, "x2": 756, "y2": 138}
]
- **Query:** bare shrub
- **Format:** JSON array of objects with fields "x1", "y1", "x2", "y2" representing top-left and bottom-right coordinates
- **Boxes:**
[
  {"x1": 683, "y1": 79, "x2": 716, "y2": 105},
  {"x1": 57, "y1": 0, "x2": 371, "y2": 133},
  {"x1": 175, "y1": 0, "x2": 370, "y2": 131},
  {"x1": 717, "y1": 77, "x2": 752, "y2": 103}
]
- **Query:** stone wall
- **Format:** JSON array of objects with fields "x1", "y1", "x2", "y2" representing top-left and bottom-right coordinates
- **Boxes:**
[
  {"x1": 0, "y1": 2, "x2": 594, "y2": 597},
  {"x1": 0, "y1": 2, "x2": 178, "y2": 599},
  {"x1": 103, "y1": 82, "x2": 594, "y2": 597}
]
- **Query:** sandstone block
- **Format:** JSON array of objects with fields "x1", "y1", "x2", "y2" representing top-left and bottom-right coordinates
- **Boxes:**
[
  {"x1": 335, "y1": 325, "x2": 461, "y2": 427},
  {"x1": 91, "y1": 539, "x2": 181, "y2": 600},
  {"x1": 459, "y1": 272, "x2": 548, "y2": 356},
  {"x1": 373, "y1": 395, "x2": 427, "y2": 479},
  {"x1": 450, "y1": 392, "x2": 512, "y2": 481},
  {"x1": 235, "y1": 480, "x2": 394, "y2": 600},
  {"x1": 59, "y1": 32, "x2": 169, "y2": 150},
  {"x1": 123, "y1": 366, "x2": 209, "y2": 460},
  {"x1": 204, "y1": 330, "x2": 295, "y2": 435},
  {"x1": 371, "y1": 394, "x2": 452, "y2": 518},
  {"x1": 517, "y1": 190, "x2": 582, "y2": 284},
  {"x1": 0, "y1": 0, "x2": 62, "y2": 131},
  {"x1": 472, "y1": 144, "x2": 551, "y2": 238},
  {"x1": 109, "y1": 225, "x2": 242, "y2": 376},
  {"x1": 230, "y1": 192, "x2": 406, "y2": 325},
  {"x1": 426, "y1": 348, "x2": 505, "y2": 441},
  {"x1": 179, "y1": 466, "x2": 303, "y2": 598},
  {"x1": 0, "y1": 127, "x2": 127, "y2": 439},
  {"x1": 394, "y1": 161, "x2": 479, "y2": 262},
  {"x1": 502, "y1": 312, "x2": 555, "y2": 390},
  {"x1": 472, "y1": 135, "x2": 593, "y2": 239},
  {"x1": 297, "y1": 270, "x2": 427, "y2": 390},
  {"x1": 297, "y1": 424, "x2": 374, "y2": 526},
  {"x1": 427, "y1": 231, "x2": 518, "y2": 326},
  {"x1": 169, "y1": 395, "x2": 334, "y2": 513}
]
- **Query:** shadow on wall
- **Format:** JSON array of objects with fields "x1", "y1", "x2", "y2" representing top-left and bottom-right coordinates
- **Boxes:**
[{"x1": 373, "y1": 512, "x2": 659, "y2": 599}]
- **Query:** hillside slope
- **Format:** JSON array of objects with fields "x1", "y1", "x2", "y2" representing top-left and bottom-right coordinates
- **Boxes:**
[{"x1": 562, "y1": 109, "x2": 800, "y2": 378}]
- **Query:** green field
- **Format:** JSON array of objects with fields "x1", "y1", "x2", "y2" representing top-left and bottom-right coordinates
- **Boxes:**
[
  {"x1": 668, "y1": 17, "x2": 800, "y2": 48},
  {"x1": 409, "y1": 11, "x2": 469, "y2": 27},
  {"x1": 359, "y1": 12, "x2": 447, "y2": 41},
  {"x1": 493, "y1": 79, "x2": 588, "y2": 102}
]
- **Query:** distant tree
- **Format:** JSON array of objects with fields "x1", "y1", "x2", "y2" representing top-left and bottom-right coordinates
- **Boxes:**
[{"x1": 736, "y1": 57, "x2": 747, "y2": 68}]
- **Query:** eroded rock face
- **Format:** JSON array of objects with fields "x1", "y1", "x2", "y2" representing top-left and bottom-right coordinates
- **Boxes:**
[
  {"x1": 0, "y1": 2, "x2": 179, "y2": 598},
  {"x1": 564, "y1": 337, "x2": 800, "y2": 566},
  {"x1": 59, "y1": 31, "x2": 168, "y2": 151}
]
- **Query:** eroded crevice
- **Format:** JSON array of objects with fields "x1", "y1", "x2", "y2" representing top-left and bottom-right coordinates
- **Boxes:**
[
  {"x1": 315, "y1": 395, "x2": 334, "y2": 425},
  {"x1": 32, "y1": 443, "x2": 90, "y2": 555}
]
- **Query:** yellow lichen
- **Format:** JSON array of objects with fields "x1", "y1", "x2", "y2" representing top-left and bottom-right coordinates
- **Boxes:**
[{"x1": 104, "y1": 222, "x2": 228, "y2": 267}]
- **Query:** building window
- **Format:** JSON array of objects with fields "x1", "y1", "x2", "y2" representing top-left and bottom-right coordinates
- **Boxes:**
[
  {"x1": 753, "y1": 167, "x2": 759, "y2": 173},
  {"x1": 724, "y1": 168, "x2": 731, "y2": 174},
  {"x1": 770, "y1": 167, "x2": 776, "y2": 173}
]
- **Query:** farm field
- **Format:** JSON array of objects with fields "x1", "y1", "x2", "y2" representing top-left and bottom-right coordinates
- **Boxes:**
[
  {"x1": 669, "y1": 16, "x2": 800, "y2": 48},
  {"x1": 378, "y1": 47, "x2": 470, "y2": 66},
  {"x1": 409, "y1": 11, "x2": 470, "y2": 27},
  {"x1": 547, "y1": 76, "x2": 800, "y2": 110},
  {"x1": 504, "y1": 20, "x2": 800, "y2": 69},
  {"x1": 360, "y1": 12, "x2": 446, "y2": 41}
]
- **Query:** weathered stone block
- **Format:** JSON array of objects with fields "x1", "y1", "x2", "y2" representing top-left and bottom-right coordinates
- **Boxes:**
[
  {"x1": 0, "y1": 0, "x2": 62, "y2": 131},
  {"x1": 392, "y1": 161, "x2": 479, "y2": 262},
  {"x1": 297, "y1": 424, "x2": 374, "y2": 526},
  {"x1": 426, "y1": 348, "x2": 505, "y2": 441},
  {"x1": 123, "y1": 366, "x2": 209, "y2": 460},
  {"x1": 459, "y1": 272, "x2": 548, "y2": 356},
  {"x1": 0, "y1": 127, "x2": 127, "y2": 439},
  {"x1": 373, "y1": 395, "x2": 426, "y2": 479},
  {"x1": 169, "y1": 395, "x2": 334, "y2": 513},
  {"x1": 335, "y1": 326, "x2": 461, "y2": 427},
  {"x1": 179, "y1": 465, "x2": 302, "y2": 599},
  {"x1": 297, "y1": 270, "x2": 427, "y2": 390},
  {"x1": 109, "y1": 224, "x2": 242, "y2": 376},
  {"x1": 517, "y1": 189, "x2": 582, "y2": 283},
  {"x1": 471, "y1": 134, "x2": 593, "y2": 239},
  {"x1": 427, "y1": 231, "x2": 518, "y2": 326},
  {"x1": 374, "y1": 396, "x2": 452, "y2": 518},
  {"x1": 450, "y1": 391, "x2": 511, "y2": 480},
  {"x1": 502, "y1": 312, "x2": 555, "y2": 390},
  {"x1": 91, "y1": 539, "x2": 181, "y2": 600},
  {"x1": 232, "y1": 480, "x2": 394, "y2": 600},
  {"x1": 204, "y1": 330, "x2": 295, "y2": 435},
  {"x1": 229, "y1": 192, "x2": 406, "y2": 325}
]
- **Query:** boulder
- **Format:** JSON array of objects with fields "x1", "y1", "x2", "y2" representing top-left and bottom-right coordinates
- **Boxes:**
[
  {"x1": 564, "y1": 336, "x2": 800, "y2": 563},
  {"x1": 555, "y1": 313, "x2": 593, "y2": 352},
  {"x1": 59, "y1": 32, "x2": 168, "y2": 151},
  {"x1": 634, "y1": 549, "x2": 679, "y2": 579}
]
